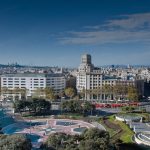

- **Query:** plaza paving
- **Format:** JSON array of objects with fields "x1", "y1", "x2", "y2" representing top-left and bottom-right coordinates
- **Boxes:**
[{"x1": 2, "y1": 118, "x2": 104, "y2": 148}]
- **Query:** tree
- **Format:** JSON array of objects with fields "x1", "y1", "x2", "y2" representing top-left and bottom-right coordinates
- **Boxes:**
[
  {"x1": 13, "y1": 100, "x2": 27, "y2": 114},
  {"x1": 82, "y1": 128, "x2": 109, "y2": 143},
  {"x1": 127, "y1": 86, "x2": 139, "y2": 101},
  {"x1": 11, "y1": 87, "x2": 22, "y2": 101},
  {"x1": 45, "y1": 133, "x2": 72, "y2": 149},
  {"x1": 0, "y1": 134, "x2": 32, "y2": 150},
  {"x1": 65, "y1": 87, "x2": 76, "y2": 99},
  {"x1": 45, "y1": 87, "x2": 56, "y2": 100},
  {"x1": 79, "y1": 139, "x2": 102, "y2": 150},
  {"x1": 79, "y1": 88, "x2": 91, "y2": 100},
  {"x1": 81, "y1": 128, "x2": 110, "y2": 150},
  {"x1": 31, "y1": 98, "x2": 51, "y2": 114},
  {"x1": 62, "y1": 100, "x2": 82, "y2": 113},
  {"x1": 59, "y1": 90, "x2": 65, "y2": 98},
  {"x1": 121, "y1": 106, "x2": 135, "y2": 112},
  {"x1": 32, "y1": 88, "x2": 45, "y2": 98},
  {"x1": 43, "y1": 128, "x2": 110, "y2": 150},
  {"x1": 1, "y1": 87, "x2": 9, "y2": 94},
  {"x1": 112, "y1": 84, "x2": 128, "y2": 101},
  {"x1": 82, "y1": 101, "x2": 95, "y2": 114},
  {"x1": 13, "y1": 98, "x2": 51, "y2": 115},
  {"x1": 62, "y1": 100, "x2": 95, "y2": 114},
  {"x1": 13, "y1": 87, "x2": 22, "y2": 94}
]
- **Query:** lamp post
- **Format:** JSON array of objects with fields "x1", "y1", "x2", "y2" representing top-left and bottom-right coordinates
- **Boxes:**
[
  {"x1": 30, "y1": 118, "x2": 31, "y2": 135},
  {"x1": 60, "y1": 97, "x2": 63, "y2": 115},
  {"x1": 90, "y1": 108, "x2": 92, "y2": 116},
  {"x1": 26, "y1": 106, "x2": 31, "y2": 135}
]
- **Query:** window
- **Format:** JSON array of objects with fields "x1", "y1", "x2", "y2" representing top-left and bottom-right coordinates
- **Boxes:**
[
  {"x1": 34, "y1": 79, "x2": 38, "y2": 80},
  {"x1": 8, "y1": 78, "x2": 13, "y2": 80},
  {"x1": 14, "y1": 78, "x2": 19, "y2": 80},
  {"x1": 8, "y1": 84, "x2": 13, "y2": 85},
  {"x1": 21, "y1": 78, "x2": 26, "y2": 80}
]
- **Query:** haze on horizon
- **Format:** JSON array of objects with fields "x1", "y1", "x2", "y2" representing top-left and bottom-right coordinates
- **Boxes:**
[{"x1": 0, "y1": 0, "x2": 150, "y2": 67}]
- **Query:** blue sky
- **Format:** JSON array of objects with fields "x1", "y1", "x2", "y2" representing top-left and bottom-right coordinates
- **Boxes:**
[{"x1": 0, "y1": 0, "x2": 150, "y2": 67}]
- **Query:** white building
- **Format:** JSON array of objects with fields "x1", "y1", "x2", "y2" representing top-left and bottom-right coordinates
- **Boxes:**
[
  {"x1": 46, "y1": 74, "x2": 66, "y2": 93},
  {"x1": 77, "y1": 54, "x2": 144, "y2": 101},
  {"x1": 0, "y1": 73, "x2": 66, "y2": 99},
  {"x1": 77, "y1": 54, "x2": 112, "y2": 93}
]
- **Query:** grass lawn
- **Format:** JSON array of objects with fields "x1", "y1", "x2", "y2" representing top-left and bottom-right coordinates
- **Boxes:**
[
  {"x1": 106, "y1": 115, "x2": 134, "y2": 143},
  {"x1": 99, "y1": 118, "x2": 118, "y2": 138}
]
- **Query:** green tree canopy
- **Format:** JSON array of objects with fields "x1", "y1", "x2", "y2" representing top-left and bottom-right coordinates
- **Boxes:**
[
  {"x1": 0, "y1": 134, "x2": 32, "y2": 150},
  {"x1": 62, "y1": 100, "x2": 95, "y2": 114},
  {"x1": 127, "y1": 86, "x2": 139, "y2": 101},
  {"x1": 82, "y1": 101, "x2": 95, "y2": 113},
  {"x1": 14, "y1": 98, "x2": 51, "y2": 115},
  {"x1": 62, "y1": 100, "x2": 82, "y2": 113},
  {"x1": 45, "y1": 87, "x2": 56, "y2": 100},
  {"x1": 43, "y1": 128, "x2": 110, "y2": 150},
  {"x1": 65, "y1": 87, "x2": 76, "y2": 99}
]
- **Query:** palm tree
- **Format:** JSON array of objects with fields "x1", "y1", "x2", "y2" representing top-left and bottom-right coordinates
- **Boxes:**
[
  {"x1": 127, "y1": 85, "x2": 139, "y2": 101},
  {"x1": 64, "y1": 87, "x2": 76, "y2": 99},
  {"x1": 44, "y1": 87, "x2": 56, "y2": 100},
  {"x1": 80, "y1": 88, "x2": 86, "y2": 100},
  {"x1": 101, "y1": 84, "x2": 112, "y2": 102},
  {"x1": 32, "y1": 87, "x2": 45, "y2": 98},
  {"x1": 1, "y1": 87, "x2": 9, "y2": 94},
  {"x1": 12, "y1": 87, "x2": 21, "y2": 101},
  {"x1": 13, "y1": 87, "x2": 21, "y2": 93},
  {"x1": 19, "y1": 88, "x2": 28, "y2": 100}
]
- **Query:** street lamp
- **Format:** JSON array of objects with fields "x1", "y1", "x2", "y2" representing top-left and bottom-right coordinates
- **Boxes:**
[
  {"x1": 60, "y1": 97, "x2": 62, "y2": 115},
  {"x1": 91, "y1": 108, "x2": 92, "y2": 116},
  {"x1": 26, "y1": 106, "x2": 31, "y2": 135},
  {"x1": 30, "y1": 118, "x2": 31, "y2": 135}
]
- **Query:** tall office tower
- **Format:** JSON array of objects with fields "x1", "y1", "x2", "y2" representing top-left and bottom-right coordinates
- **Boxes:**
[
  {"x1": 76, "y1": 54, "x2": 144, "y2": 101},
  {"x1": 81, "y1": 54, "x2": 91, "y2": 64},
  {"x1": 78, "y1": 54, "x2": 94, "y2": 73},
  {"x1": 77, "y1": 54, "x2": 103, "y2": 99}
]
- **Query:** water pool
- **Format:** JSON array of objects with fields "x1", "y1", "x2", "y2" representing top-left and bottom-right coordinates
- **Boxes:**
[
  {"x1": 2, "y1": 121, "x2": 46, "y2": 135},
  {"x1": 0, "y1": 110, "x2": 4, "y2": 118},
  {"x1": 26, "y1": 134, "x2": 41, "y2": 143},
  {"x1": 73, "y1": 127, "x2": 87, "y2": 133},
  {"x1": 4, "y1": 126, "x2": 24, "y2": 134},
  {"x1": 0, "y1": 116, "x2": 15, "y2": 127},
  {"x1": 56, "y1": 121, "x2": 77, "y2": 126},
  {"x1": 25, "y1": 121, "x2": 46, "y2": 126}
]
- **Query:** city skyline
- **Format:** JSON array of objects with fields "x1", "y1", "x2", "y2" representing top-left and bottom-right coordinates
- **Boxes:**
[{"x1": 0, "y1": 0, "x2": 150, "y2": 67}]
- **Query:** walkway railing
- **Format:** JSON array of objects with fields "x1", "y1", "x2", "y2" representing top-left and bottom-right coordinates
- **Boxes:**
[{"x1": 91, "y1": 122, "x2": 106, "y2": 131}]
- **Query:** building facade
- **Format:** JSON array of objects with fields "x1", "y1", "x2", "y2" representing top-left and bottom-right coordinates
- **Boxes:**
[
  {"x1": 0, "y1": 73, "x2": 66, "y2": 99},
  {"x1": 76, "y1": 54, "x2": 144, "y2": 101}
]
